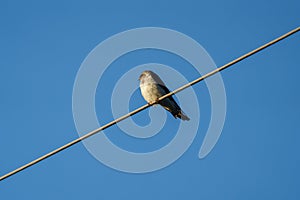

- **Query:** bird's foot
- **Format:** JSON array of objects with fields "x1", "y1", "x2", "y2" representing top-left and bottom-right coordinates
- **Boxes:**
[
  {"x1": 154, "y1": 98, "x2": 160, "y2": 104},
  {"x1": 148, "y1": 98, "x2": 160, "y2": 105}
]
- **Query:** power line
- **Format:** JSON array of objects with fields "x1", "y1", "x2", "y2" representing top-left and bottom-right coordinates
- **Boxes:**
[{"x1": 1, "y1": 26, "x2": 299, "y2": 182}]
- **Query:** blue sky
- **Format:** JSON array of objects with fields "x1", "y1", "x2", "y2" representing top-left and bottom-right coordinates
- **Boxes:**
[{"x1": 0, "y1": 0, "x2": 299, "y2": 199}]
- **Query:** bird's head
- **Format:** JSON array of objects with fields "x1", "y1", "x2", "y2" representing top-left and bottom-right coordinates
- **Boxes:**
[
  {"x1": 138, "y1": 70, "x2": 165, "y2": 86},
  {"x1": 138, "y1": 70, "x2": 152, "y2": 81}
]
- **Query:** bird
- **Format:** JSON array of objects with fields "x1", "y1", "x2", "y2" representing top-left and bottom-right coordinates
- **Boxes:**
[{"x1": 139, "y1": 70, "x2": 190, "y2": 121}]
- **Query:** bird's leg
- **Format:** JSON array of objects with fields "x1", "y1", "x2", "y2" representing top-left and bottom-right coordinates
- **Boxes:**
[
  {"x1": 154, "y1": 98, "x2": 161, "y2": 104},
  {"x1": 148, "y1": 98, "x2": 160, "y2": 106}
]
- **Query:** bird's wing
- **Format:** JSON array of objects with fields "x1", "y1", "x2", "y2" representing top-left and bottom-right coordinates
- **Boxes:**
[
  {"x1": 151, "y1": 72, "x2": 181, "y2": 110},
  {"x1": 158, "y1": 84, "x2": 181, "y2": 110},
  {"x1": 151, "y1": 72, "x2": 168, "y2": 88},
  {"x1": 158, "y1": 84, "x2": 171, "y2": 94}
]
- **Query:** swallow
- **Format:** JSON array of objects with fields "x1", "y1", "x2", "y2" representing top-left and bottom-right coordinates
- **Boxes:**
[{"x1": 139, "y1": 70, "x2": 190, "y2": 121}]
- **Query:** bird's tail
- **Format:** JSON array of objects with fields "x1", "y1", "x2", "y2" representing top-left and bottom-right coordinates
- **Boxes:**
[{"x1": 175, "y1": 110, "x2": 190, "y2": 121}]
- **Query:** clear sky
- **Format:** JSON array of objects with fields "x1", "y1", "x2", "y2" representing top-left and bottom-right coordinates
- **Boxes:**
[{"x1": 0, "y1": 0, "x2": 299, "y2": 199}]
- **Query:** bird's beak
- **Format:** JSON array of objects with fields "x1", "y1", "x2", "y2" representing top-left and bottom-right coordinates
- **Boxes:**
[{"x1": 138, "y1": 74, "x2": 142, "y2": 81}]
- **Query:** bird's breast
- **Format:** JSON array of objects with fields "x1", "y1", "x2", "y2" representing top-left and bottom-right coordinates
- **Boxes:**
[{"x1": 140, "y1": 83, "x2": 165, "y2": 103}]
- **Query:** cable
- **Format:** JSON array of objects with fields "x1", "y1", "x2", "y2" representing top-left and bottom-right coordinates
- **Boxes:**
[{"x1": 1, "y1": 26, "x2": 299, "y2": 182}]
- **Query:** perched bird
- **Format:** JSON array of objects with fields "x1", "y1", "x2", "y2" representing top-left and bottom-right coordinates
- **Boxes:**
[{"x1": 139, "y1": 70, "x2": 190, "y2": 121}]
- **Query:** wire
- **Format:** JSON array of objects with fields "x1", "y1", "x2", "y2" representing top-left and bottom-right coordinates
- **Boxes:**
[{"x1": 1, "y1": 26, "x2": 299, "y2": 182}]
